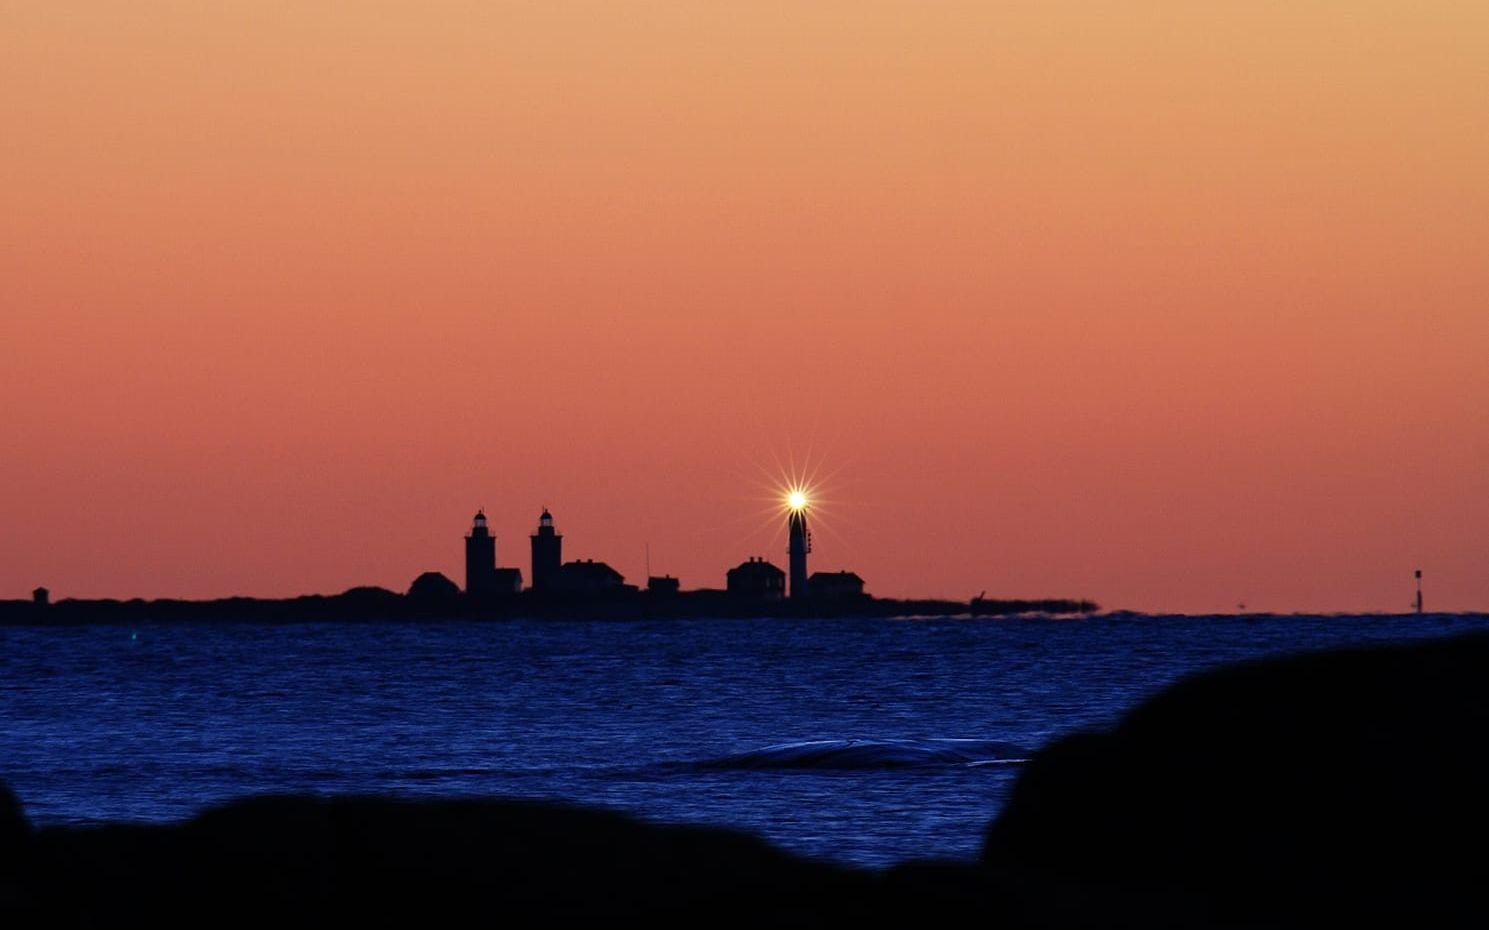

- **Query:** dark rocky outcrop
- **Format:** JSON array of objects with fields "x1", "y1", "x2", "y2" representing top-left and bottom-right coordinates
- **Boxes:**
[
  {"x1": 10, "y1": 796, "x2": 882, "y2": 927},
  {"x1": 0, "y1": 781, "x2": 28, "y2": 907},
  {"x1": 984, "y1": 632, "x2": 1489, "y2": 927},
  {"x1": 3, "y1": 633, "x2": 1487, "y2": 927}
]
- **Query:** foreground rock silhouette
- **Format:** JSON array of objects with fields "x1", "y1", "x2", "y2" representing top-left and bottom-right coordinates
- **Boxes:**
[
  {"x1": 3, "y1": 632, "x2": 1486, "y2": 927},
  {"x1": 982, "y1": 631, "x2": 1489, "y2": 927}
]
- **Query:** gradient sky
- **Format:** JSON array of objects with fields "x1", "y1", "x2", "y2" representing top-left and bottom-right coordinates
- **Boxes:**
[{"x1": 3, "y1": 2, "x2": 1487, "y2": 613}]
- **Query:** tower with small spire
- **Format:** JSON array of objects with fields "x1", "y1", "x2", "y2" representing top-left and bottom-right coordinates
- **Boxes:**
[
  {"x1": 465, "y1": 510, "x2": 496, "y2": 595},
  {"x1": 530, "y1": 508, "x2": 563, "y2": 592}
]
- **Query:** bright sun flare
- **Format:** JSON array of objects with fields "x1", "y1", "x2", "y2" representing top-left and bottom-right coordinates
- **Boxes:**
[{"x1": 787, "y1": 490, "x2": 808, "y2": 511}]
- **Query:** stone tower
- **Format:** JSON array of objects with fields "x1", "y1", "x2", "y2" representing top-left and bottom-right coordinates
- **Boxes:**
[{"x1": 529, "y1": 508, "x2": 562, "y2": 592}]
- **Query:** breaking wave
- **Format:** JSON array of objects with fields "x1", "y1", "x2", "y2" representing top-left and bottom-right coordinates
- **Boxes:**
[{"x1": 692, "y1": 738, "x2": 1029, "y2": 771}]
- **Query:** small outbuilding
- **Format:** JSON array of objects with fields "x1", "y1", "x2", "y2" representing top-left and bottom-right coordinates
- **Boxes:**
[
  {"x1": 726, "y1": 558, "x2": 785, "y2": 600},
  {"x1": 555, "y1": 560, "x2": 626, "y2": 594},
  {"x1": 488, "y1": 568, "x2": 524, "y2": 595},
  {"x1": 807, "y1": 571, "x2": 866, "y2": 599},
  {"x1": 647, "y1": 575, "x2": 680, "y2": 595}
]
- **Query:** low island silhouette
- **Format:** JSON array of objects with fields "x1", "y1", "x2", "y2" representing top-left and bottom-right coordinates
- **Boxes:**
[{"x1": 4, "y1": 507, "x2": 1097, "y2": 624}]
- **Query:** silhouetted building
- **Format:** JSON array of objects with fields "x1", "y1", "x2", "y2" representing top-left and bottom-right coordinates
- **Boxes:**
[
  {"x1": 807, "y1": 571, "x2": 865, "y2": 599},
  {"x1": 727, "y1": 557, "x2": 785, "y2": 600},
  {"x1": 647, "y1": 575, "x2": 680, "y2": 595},
  {"x1": 32, "y1": 587, "x2": 49, "y2": 606},
  {"x1": 529, "y1": 509, "x2": 562, "y2": 592},
  {"x1": 788, "y1": 510, "x2": 811, "y2": 600},
  {"x1": 407, "y1": 571, "x2": 460, "y2": 607},
  {"x1": 464, "y1": 510, "x2": 497, "y2": 594},
  {"x1": 489, "y1": 568, "x2": 523, "y2": 594},
  {"x1": 555, "y1": 559, "x2": 625, "y2": 594}
]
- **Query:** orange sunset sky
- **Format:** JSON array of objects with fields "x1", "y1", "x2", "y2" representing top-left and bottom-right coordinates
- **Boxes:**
[{"x1": 3, "y1": 3, "x2": 1486, "y2": 613}]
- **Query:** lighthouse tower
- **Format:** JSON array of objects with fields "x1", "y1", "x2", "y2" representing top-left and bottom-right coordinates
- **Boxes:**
[
  {"x1": 530, "y1": 508, "x2": 563, "y2": 592},
  {"x1": 465, "y1": 510, "x2": 496, "y2": 594},
  {"x1": 788, "y1": 507, "x2": 811, "y2": 600}
]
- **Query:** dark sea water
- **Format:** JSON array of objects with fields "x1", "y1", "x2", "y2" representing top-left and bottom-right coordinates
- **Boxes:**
[{"x1": 1, "y1": 613, "x2": 1483, "y2": 867}]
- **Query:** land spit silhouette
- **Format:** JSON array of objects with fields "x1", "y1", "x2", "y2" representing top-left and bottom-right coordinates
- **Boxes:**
[
  {"x1": 0, "y1": 587, "x2": 1097, "y2": 625},
  {"x1": 3, "y1": 632, "x2": 1486, "y2": 927},
  {"x1": 5, "y1": 506, "x2": 1098, "y2": 624}
]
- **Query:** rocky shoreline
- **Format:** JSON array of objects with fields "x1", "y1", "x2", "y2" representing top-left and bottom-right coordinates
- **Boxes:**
[{"x1": 3, "y1": 632, "x2": 1485, "y2": 927}]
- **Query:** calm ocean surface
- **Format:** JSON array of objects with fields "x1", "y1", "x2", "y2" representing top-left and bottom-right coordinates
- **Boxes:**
[{"x1": 1, "y1": 613, "x2": 1482, "y2": 867}]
